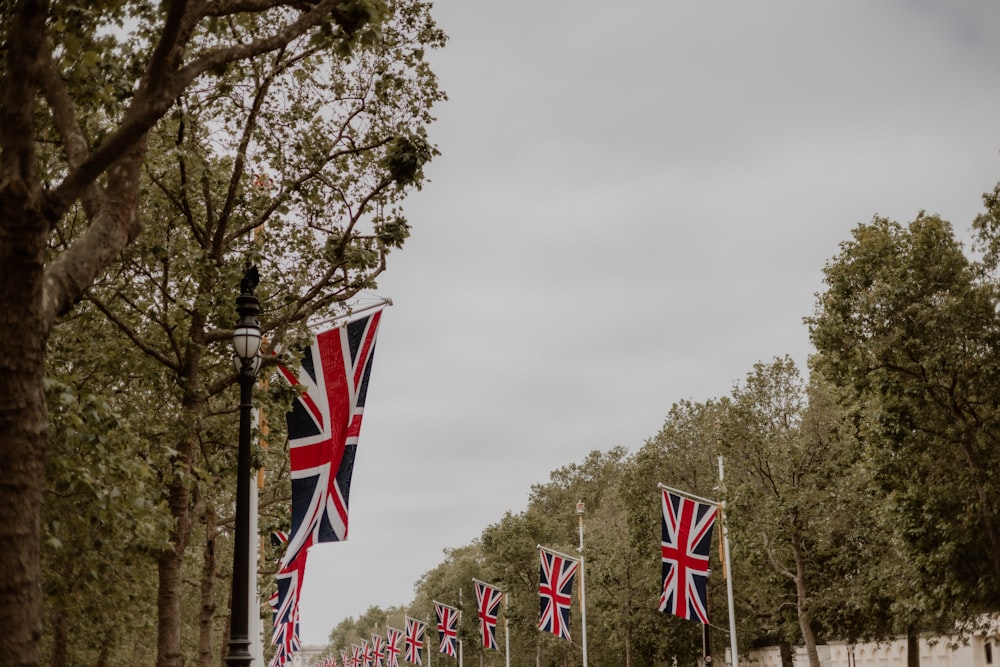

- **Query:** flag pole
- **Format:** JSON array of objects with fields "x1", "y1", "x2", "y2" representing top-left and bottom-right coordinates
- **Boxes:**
[
  {"x1": 576, "y1": 501, "x2": 589, "y2": 667},
  {"x1": 718, "y1": 456, "x2": 739, "y2": 667},
  {"x1": 657, "y1": 482, "x2": 719, "y2": 506},
  {"x1": 307, "y1": 296, "x2": 393, "y2": 331},
  {"x1": 503, "y1": 591, "x2": 511, "y2": 667}
]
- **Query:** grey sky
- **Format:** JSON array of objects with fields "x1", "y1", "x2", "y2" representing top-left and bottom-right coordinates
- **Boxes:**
[{"x1": 295, "y1": 0, "x2": 1000, "y2": 644}]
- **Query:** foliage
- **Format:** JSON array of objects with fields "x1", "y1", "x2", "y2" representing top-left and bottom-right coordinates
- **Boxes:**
[
  {"x1": 0, "y1": 0, "x2": 446, "y2": 665},
  {"x1": 807, "y1": 211, "x2": 1000, "y2": 624}
]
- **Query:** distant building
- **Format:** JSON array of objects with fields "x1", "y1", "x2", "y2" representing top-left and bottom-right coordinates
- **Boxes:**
[
  {"x1": 289, "y1": 643, "x2": 327, "y2": 667},
  {"x1": 747, "y1": 628, "x2": 997, "y2": 667}
]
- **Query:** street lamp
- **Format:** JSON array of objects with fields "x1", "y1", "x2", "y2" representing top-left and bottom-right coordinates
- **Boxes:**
[{"x1": 227, "y1": 266, "x2": 261, "y2": 667}]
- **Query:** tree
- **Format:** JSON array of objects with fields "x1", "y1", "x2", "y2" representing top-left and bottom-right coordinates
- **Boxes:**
[
  {"x1": 720, "y1": 358, "x2": 865, "y2": 667},
  {"x1": 627, "y1": 397, "x2": 743, "y2": 667},
  {"x1": 0, "y1": 2, "x2": 444, "y2": 665},
  {"x1": 807, "y1": 211, "x2": 1000, "y2": 624}
]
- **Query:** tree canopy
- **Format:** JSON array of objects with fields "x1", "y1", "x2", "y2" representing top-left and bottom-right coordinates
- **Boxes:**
[{"x1": 0, "y1": 1, "x2": 445, "y2": 665}]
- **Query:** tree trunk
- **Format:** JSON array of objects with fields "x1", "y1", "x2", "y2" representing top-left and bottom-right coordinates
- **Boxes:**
[
  {"x1": 50, "y1": 610, "x2": 67, "y2": 667},
  {"x1": 0, "y1": 139, "x2": 52, "y2": 667},
  {"x1": 906, "y1": 626, "x2": 920, "y2": 667},
  {"x1": 157, "y1": 362, "x2": 207, "y2": 667},
  {"x1": 199, "y1": 502, "x2": 218, "y2": 667},
  {"x1": 779, "y1": 641, "x2": 794, "y2": 667},
  {"x1": 157, "y1": 471, "x2": 194, "y2": 667},
  {"x1": 791, "y1": 528, "x2": 821, "y2": 667}
]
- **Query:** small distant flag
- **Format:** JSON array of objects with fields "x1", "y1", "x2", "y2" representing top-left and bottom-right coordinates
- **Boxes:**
[
  {"x1": 473, "y1": 579, "x2": 504, "y2": 650},
  {"x1": 434, "y1": 601, "x2": 460, "y2": 657},
  {"x1": 385, "y1": 626, "x2": 404, "y2": 667},
  {"x1": 371, "y1": 633, "x2": 386, "y2": 667},
  {"x1": 404, "y1": 616, "x2": 426, "y2": 665},
  {"x1": 538, "y1": 546, "x2": 580, "y2": 641}
]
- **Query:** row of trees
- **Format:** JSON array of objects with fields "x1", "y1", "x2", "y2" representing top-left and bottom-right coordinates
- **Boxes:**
[
  {"x1": 1, "y1": 1, "x2": 446, "y2": 666},
  {"x1": 322, "y1": 192, "x2": 1000, "y2": 667}
]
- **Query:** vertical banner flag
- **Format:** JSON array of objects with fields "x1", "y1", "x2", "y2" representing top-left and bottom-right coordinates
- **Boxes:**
[
  {"x1": 371, "y1": 633, "x2": 386, "y2": 667},
  {"x1": 271, "y1": 311, "x2": 384, "y2": 663},
  {"x1": 538, "y1": 546, "x2": 580, "y2": 641},
  {"x1": 361, "y1": 639, "x2": 375, "y2": 667},
  {"x1": 404, "y1": 616, "x2": 426, "y2": 665},
  {"x1": 473, "y1": 579, "x2": 503, "y2": 650},
  {"x1": 341, "y1": 651, "x2": 350, "y2": 667},
  {"x1": 434, "y1": 601, "x2": 460, "y2": 657},
  {"x1": 352, "y1": 644, "x2": 364, "y2": 667},
  {"x1": 385, "y1": 626, "x2": 404, "y2": 667},
  {"x1": 659, "y1": 486, "x2": 719, "y2": 624}
]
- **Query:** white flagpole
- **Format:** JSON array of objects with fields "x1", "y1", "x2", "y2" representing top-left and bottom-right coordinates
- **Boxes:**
[
  {"x1": 657, "y1": 481, "x2": 719, "y2": 506},
  {"x1": 718, "y1": 457, "x2": 739, "y2": 667},
  {"x1": 503, "y1": 591, "x2": 511, "y2": 667},
  {"x1": 576, "y1": 501, "x2": 589, "y2": 667},
  {"x1": 307, "y1": 296, "x2": 393, "y2": 332}
]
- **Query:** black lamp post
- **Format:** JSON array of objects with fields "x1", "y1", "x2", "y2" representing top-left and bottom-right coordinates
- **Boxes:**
[{"x1": 227, "y1": 266, "x2": 261, "y2": 667}]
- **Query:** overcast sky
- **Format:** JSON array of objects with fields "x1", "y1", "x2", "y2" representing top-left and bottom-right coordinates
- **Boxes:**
[{"x1": 293, "y1": 0, "x2": 1000, "y2": 645}]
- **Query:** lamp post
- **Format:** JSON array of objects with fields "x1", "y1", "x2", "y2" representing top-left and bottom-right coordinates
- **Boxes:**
[{"x1": 227, "y1": 267, "x2": 261, "y2": 667}]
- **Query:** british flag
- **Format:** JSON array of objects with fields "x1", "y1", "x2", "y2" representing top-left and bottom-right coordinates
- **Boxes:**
[
  {"x1": 538, "y1": 547, "x2": 579, "y2": 641},
  {"x1": 434, "y1": 601, "x2": 460, "y2": 657},
  {"x1": 384, "y1": 626, "x2": 403, "y2": 667},
  {"x1": 271, "y1": 312, "x2": 384, "y2": 664},
  {"x1": 473, "y1": 580, "x2": 503, "y2": 650},
  {"x1": 404, "y1": 616, "x2": 426, "y2": 665},
  {"x1": 659, "y1": 487, "x2": 719, "y2": 624},
  {"x1": 269, "y1": 578, "x2": 301, "y2": 667},
  {"x1": 340, "y1": 650, "x2": 350, "y2": 667},
  {"x1": 352, "y1": 644, "x2": 363, "y2": 666},
  {"x1": 371, "y1": 633, "x2": 386, "y2": 667},
  {"x1": 362, "y1": 639, "x2": 376, "y2": 667}
]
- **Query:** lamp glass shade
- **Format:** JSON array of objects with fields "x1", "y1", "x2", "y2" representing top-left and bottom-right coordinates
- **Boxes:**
[{"x1": 232, "y1": 325, "x2": 261, "y2": 360}]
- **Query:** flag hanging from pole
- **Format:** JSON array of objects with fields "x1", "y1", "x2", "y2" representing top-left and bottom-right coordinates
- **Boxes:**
[
  {"x1": 434, "y1": 601, "x2": 460, "y2": 657},
  {"x1": 473, "y1": 579, "x2": 503, "y2": 650},
  {"x1": 658, "y1": 486, "x2": 719, "y2": 624},
  {"x1": 404, "y1": 616, "x2": 426, "y2": 665},
  {"x1": 538, "y1": 546, "x2": 580, "y2": 641},
  {"x1": 385, "y1": 626, "x2": 404, "y2": 667},
  {"x1": 278, "y1": 310, "x2": 382, "y2": 559},
  {"x1": 270, "y1": 311, "x2": 384, "y2": 665},
  {"x1": 371, "y1": 633, "x2": 386, "y2": 667}
]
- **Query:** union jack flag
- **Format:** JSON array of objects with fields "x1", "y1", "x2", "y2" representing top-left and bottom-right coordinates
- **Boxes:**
[
  {"x1": 384, "y1": 626, "x2": 403, "y2": 667},
  {"x1": 434, "y1": 601, "x2": 460, "y2": 657},
  {"x1": 269, "y1": 577, "x2": 301, "y2": 667},
  {"x1": 278, "y1": 311, "x2": 382, "y2": 561},
  {"x1": 538, "y1": 547, "x2": 579, "y2": 641},
  {"x1": 371, "y1": 633, "x2": 386, "y2": 667},
  {"x1": 658, "y1": 487, "x2": 719, "y2": 624},
  {"x1": 340, "y1": 650, "x2": 350, "y2": 667},
  {"x1": 473, "y1": 580, "x2": 503, "y2": 650},
  {"x1": 271, "y1": 312, "x2": 384, "y2": 664},
  {"x1": 361, "y1": 639, "x2": 375, "y2": 667},
  {"x1": 404, "y1": 616, "x2": 426, "y2": 665},
  {"x1": 352, "y1": 644, "x2": 363, "y2": 666}
]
